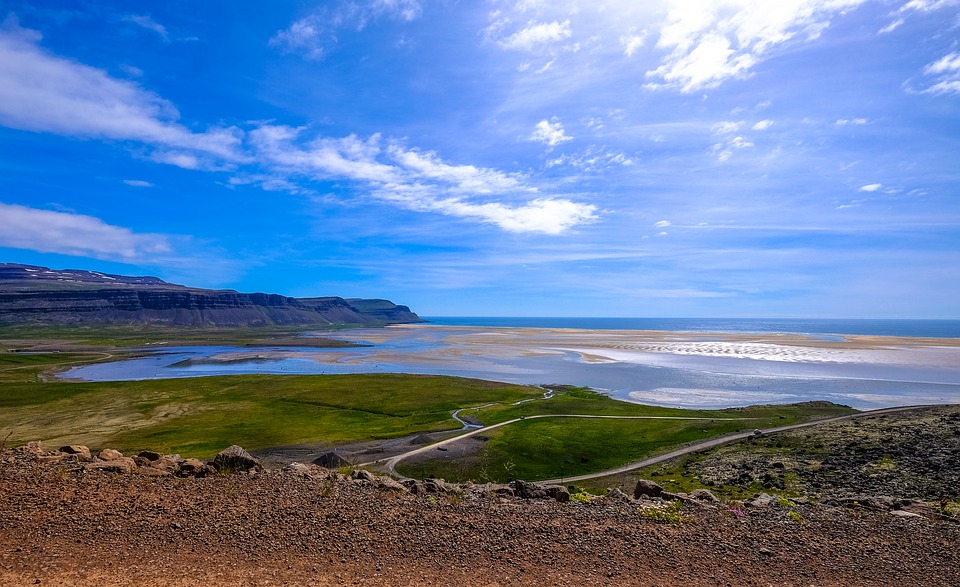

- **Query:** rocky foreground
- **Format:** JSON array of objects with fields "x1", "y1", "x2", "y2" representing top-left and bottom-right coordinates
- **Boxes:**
[{"x1": 2, "y1": 439, "x2": 959, "y2": 587}]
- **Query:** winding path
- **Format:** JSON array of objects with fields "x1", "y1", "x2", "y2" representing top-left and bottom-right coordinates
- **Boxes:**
[
  {"x1": 363, "y1": 404, "x2": 929, "y2": 483},
  {"x1": 361, "y1": 413, "x2": 754, "y2": 479},
  {"x1": 541, "y1": 404, "x2": 927, "y2": 484}
]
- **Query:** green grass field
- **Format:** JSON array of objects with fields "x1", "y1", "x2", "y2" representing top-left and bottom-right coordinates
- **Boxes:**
[
  {"x1": 0, "y1": 350, "x2": 540, "y2": 456},
  {"x1": 396, "y1": 394, "x2": 857, "y2": 482},
  {"x1": 0, "y1": 336, "x2": 857, "y2": 480}
]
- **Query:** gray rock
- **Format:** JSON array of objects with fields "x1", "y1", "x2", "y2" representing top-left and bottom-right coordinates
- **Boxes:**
[
  {"x1": 634, "y1": 479, "x2": 664, "y2": 499},
  {"x1": 605, "y1": 488, "x2": 633, "y2": 503},
  {"x1": 177, "y1": 458, "x2": 215, "y2": 478},
  {"x1": 514, "y1": 479, "x2": 548, "y2": 499},
  {"x1": 746, "y1": 493, "x2": 777, "y2": 508},
  {"x1": 350, "y1": 469, "x2": 375, "y2": 482},
  {"x1": 545, "y1": 485, "x2": 570, "y2": 502},
  {"x1": 313, "y1": 451, "x2": 350, "y2": 469},
  {"x1": 690, "y1": 488, "x2": 719, "y2": 503},
  {"x1": 212, "y1": 445, "x2": 263, "y2": 474},
  {"x1": 890, "y1": 510, "x2": 923, "y2": 519}
]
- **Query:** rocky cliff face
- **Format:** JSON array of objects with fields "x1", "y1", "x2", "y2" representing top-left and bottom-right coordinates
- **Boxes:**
[{"x1": 0, "y1": 263, "x2": 423, "y2": 327}]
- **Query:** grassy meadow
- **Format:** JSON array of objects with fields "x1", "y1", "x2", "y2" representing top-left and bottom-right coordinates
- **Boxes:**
[{"x1": 1, "y1": 331, "x2": 856, "y2": 481}]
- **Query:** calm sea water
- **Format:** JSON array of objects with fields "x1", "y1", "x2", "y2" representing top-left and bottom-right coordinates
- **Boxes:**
[{"x1": 424, "y1": 317, "x2": 960, "y2": 338}]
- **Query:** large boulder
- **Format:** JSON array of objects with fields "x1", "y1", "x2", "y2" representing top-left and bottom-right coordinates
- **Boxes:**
[
  {"x1": 545, "y1": 485, "x2": 571, "y2": 503},
  {"x1": 98, "y1": 449, "x2": 124, "y2": 461},
  {"x1": 59, "y1": 445, "x2": 92, "y2": 462},
  {"x1": 513, "y1": 480, "x2": 570, "y2": 502},
  {"x1": 212, "y1": 445, "x2": 263, "y2": 474},
  {"x1": 177, "y1": 458, "x2": 215, "y2": 478},
  {"x1": 85, "y1": 457, "x2": 137, "y2": 475},
  {"x1": 634, "y1": 479, "x2": 664, "y2": 499}
]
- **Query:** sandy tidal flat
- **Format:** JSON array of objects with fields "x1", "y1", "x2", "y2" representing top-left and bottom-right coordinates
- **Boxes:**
[{"x1": 65, "y1": 325, "x2": 960, "y2": 410}]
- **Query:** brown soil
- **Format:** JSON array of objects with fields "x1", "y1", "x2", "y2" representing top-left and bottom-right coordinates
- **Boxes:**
[{"x1": 2, "y1": 449, "x2": 958, "y2": 587}]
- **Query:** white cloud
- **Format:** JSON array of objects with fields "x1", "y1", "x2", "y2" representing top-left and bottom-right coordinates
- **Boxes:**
[
  {"x1": 546, "y1": 146, "x2": 634, "y2": 171},
  {"x1": 269, "y1": 16, "x2": 332, "y2": 60},
  {"x1": 500, "y1": 20, "x2": 572, "y2": 51},
  {"x1": 654, "y1": 220, "x2": 671, "y2": 228},
  {"x1": 271, "y1": 1, "x2": 422, "y2": 59},
  {"x1": 899, "y1": 0, "x2": 960, "y2": 12},
  {"x1": 713, "y1": 121, "x2": 743, "y2": 134},
  {"x1": 0, "y1": 202, "x2": 172, "y2": 260},
  {"x1": 0, "y1": 22, "x2": 242, "y2": 161},
  {"x1": 925, "y1": 52, "x2": 960, "y2": 75},
  {"x1": 124, "y1": 15, "x2": 169, "y2": 41},
  {"x1": 123, "y1": 179, "x2": 154, "y2": 187},
  {"x1": 621, "y1": 31, "x2": 647, "y2": 57},
  {"x1": 530, "y1": 118, "x2": 573, "y2": 147},
  {"x1": 836, "y1": 118, "x2": 868, "y2": 125},
  {"x1": 859, "y1": 183, "x2": 883, "y2": 192},
  {"x1": 752, "y1": 119, "x2": 774, "y2": 130},
  {"x1": 378, "y1": 191, "x2": 598, "y2": 235},
  {"x1": 647, "y1": 0, "x2": 868, "y2": 93},
  {"x1": 249, "y1": 124, "x2": 596, "y2": 234},
  {"x1": 919, "y1": 52, "x2": 960, "y2": 94},
  {"x1": 879, "y1": 18, "x2": 905, "y2": 33}
]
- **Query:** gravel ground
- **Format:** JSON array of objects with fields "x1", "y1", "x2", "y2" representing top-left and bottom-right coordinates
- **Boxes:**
[{"x1": 2, "y1": 446, "x2": 959, "y2": 586}]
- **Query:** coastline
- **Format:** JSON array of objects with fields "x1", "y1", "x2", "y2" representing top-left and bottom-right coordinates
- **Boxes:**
[{"x1": 58, "y1": 324, "x2": 960, "y2": 411}]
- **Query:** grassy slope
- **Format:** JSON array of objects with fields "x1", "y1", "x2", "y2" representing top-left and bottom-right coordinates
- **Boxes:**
[
  {"x1": 396, "y1": 388, "x2": 857, "y2": 482},
  {"x1": 0, "y1": 351, "x2": 540, "y2": 457}
]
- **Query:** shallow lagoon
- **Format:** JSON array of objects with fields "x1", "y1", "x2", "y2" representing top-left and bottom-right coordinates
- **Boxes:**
[{"x1": 63, "y1": 325, "x2": 960, "y2": 410}]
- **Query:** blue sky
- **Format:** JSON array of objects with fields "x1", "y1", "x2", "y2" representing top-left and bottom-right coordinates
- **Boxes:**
[{"x1": 0, "y1": 0, "x2": 958, "y2": 318}]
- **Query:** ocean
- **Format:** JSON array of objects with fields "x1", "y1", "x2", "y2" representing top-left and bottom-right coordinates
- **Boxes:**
[{"x1": 423, "y1": 317, "x2": 960, "y2": 339}]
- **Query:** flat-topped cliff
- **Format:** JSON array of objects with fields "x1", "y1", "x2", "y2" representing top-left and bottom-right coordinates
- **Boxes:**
[{"x1": 0, "y1": 263, "x2": 422, "y2": 327}]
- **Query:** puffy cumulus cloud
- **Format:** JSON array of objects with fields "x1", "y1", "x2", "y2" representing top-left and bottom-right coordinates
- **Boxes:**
[
  {"x1": 859, "y1": 183, "x2": 883, "y2": 192},
  {"x1": 646, "y1": 0, "x2": 868, "y2": 93},
  {"x1": 921, "y1": 52, "x2": 960, "y2": 95},
  {"x1": 530, "y1": 118, "x2": 573, "y2": 147},
  {"x1": 271, "y1": 0, "x2": 422, "y2": 59},
  {"x1": 248, "y1": 125, "x2": 596, "y2": 234},
  {"x1": 0, "y1": 202, "x2": 172, "y2": 261},
  {"x1": 0, "y1": 21, "x2": 242, "y2": 162}
]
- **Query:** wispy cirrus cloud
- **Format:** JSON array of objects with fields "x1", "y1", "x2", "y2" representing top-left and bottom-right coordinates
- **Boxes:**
[
  {"x1": 0, "y1": 20, "x2": 242, "y2": 164},
  {"x1": 270, "y1": 0, "x2": 422, "y2": 60},
  {"x1": 920, "y1": 52, "x2": 960, "y2": 95},
  {"x1": 124, "y1": 15, "x2": 169, "y2": 41},
  {"x1": 249, "y1": 125, "x2": 597, "y2": 234}
]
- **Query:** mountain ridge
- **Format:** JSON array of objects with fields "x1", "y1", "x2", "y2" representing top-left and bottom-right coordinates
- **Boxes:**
[{"x1": 0, "y1": 263, "x2": 422, "y2": 327}]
